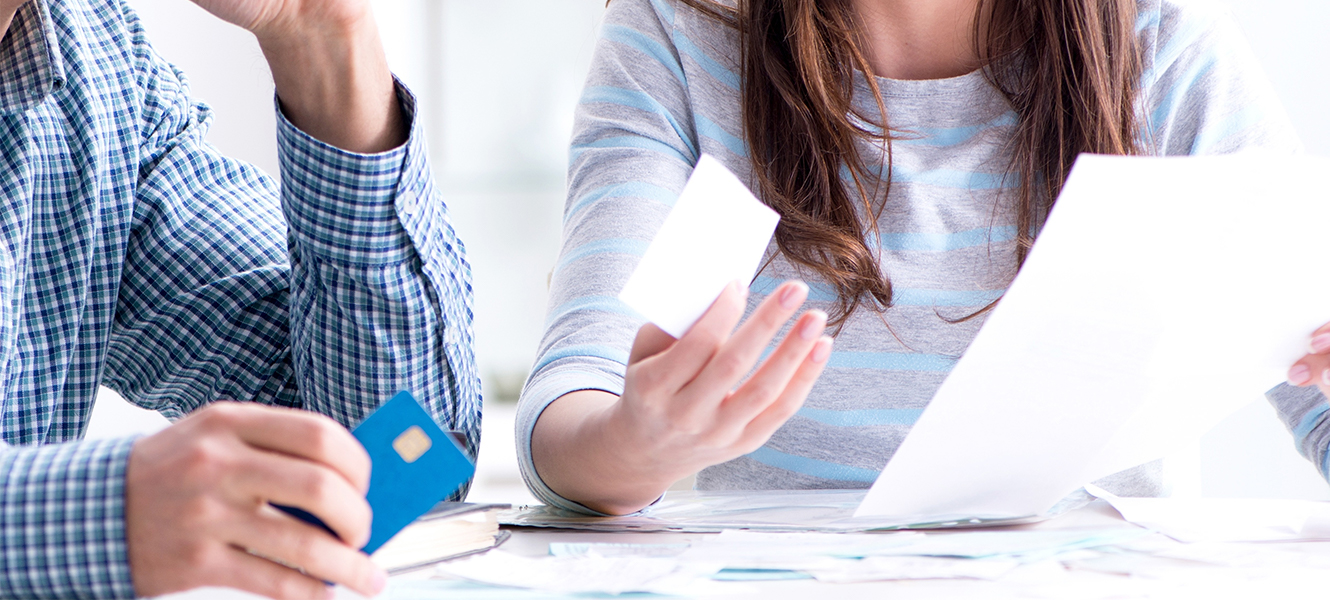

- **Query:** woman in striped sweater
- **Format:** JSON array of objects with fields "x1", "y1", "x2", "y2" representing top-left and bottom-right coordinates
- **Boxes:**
[{"x1": 517, "y1": 0, "x2": 1301, "y2": 515}]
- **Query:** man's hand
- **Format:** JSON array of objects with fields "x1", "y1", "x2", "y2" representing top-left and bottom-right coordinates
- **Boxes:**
[
  {"x1": 187, "y1": 0, "x2": 406, "y2": 153},
  {"x1": 126, "y1": 402, "x2": 387, "y2": 600}
]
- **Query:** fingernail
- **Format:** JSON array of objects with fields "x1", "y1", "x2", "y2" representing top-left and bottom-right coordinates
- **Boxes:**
[
  {"x1": 371, "y1": 567, "x2": 388, "y2": 594},
  {"x1": 799, "y1": 310, "x2": 826, "y2": 340},
  {"x1": 1289, "y1": 364, "x2": 1311, "y2": 385},
  {"x1": 811, "y1": 337, "x2": 833, "y2": 363},
  {"x1": 1312, "y1": 334, "x2": 1330, "y2": 354},
  {"x1": 780, "y1": 282, "x2": 808, "y2": 309},
  {"x1": 1322, "y1": 369, "x2": 1330, "y2": 387}
]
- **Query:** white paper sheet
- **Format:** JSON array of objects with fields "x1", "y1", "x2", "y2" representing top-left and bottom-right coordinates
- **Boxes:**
[
  {"x1": 1087, "y1": 484, "x2": 1330, "y2": 542},
  {"x1": 811, "y1": 556, "x2": 1021, "y2": 583},
  {"x1": 433, "y1": 550, "x2": 724, "y2": 595},
  {"x1": 858, "y1": 153, "x2": 1330, "y2": 520},
  {"x1": 502, "y1": 488, "x2": 1073, "y2": 532},
  {"x1": 618, "y1": 155, "x2": 780, "y2": 338}
]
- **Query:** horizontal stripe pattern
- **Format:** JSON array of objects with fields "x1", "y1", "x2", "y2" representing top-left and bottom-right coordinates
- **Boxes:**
[
  {"x1": 745, "y1": 447, "x2": 882, "y2": 483},
  {"x1": 751, "y1": 277, "x2": 1001, "y2": 308},
  {"x1": 797, "y1": 408, "x2": 924, "y2": 427},
  {"x1": 522, "y1": 0, "x2": 1303, "y2": 510},
  {"x1": 873, "y1": 226, "x2": 1019, "y2": 252},
  {"x1": 828, "y1": 352, "x2": 958, "y2": 372},
  {"x1": 545, "y1": 295, "x2": 642, "y2": 326},
  {"x1": 565, "y1": 182, "x2": 679, "y2": 223},
  {"x1": 555, "y1": 238, "x2": 649, "y2": 272},
  {"x1": 1294, "y1": 403, "x2": 1330, "y2": 446}
]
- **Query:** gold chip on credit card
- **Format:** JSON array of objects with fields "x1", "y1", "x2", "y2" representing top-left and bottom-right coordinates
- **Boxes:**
[{"x1": 392, "y1": 425, "x2": 432, "y2": 463}]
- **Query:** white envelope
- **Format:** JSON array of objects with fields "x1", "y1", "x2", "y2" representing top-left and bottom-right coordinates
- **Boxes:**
[{"x1": 618, "y1": 155, "x2": 780, "y2": 338}]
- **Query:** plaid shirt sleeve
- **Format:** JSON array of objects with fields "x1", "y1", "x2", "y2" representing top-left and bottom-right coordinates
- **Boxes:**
[
  {"x1": 0, "y1": 438, "x2": 138, "y2": 598},
  {"x1": 0, "y1": 3, "x2": 480, "y2": 596},
  {"x1": 274, "y1": 88, "x2": 482, "y2": 455}
]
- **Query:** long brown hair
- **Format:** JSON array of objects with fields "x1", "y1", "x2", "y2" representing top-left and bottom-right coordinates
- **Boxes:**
[{"x1": 627, "y1": 0, "x2": 1143, "y2": 327}]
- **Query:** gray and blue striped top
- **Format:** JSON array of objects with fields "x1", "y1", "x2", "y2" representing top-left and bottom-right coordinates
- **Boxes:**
[{"x1": 517, "y1": 0, "x2": 1303, "y2": 513}]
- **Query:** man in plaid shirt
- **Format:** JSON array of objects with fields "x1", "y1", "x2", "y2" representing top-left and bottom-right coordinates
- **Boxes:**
[{"x1": 0, "y1": 0, "x2": 480, "y2": 596}]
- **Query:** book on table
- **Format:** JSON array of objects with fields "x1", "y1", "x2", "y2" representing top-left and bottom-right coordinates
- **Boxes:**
[{"x1": 371, "y1": 501, "x2": 511, "y2": 573}]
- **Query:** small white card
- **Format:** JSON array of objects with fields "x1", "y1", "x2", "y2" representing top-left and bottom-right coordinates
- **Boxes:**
[{"x1": 618, "y1": 155, "x2": 780, "y2": 338}]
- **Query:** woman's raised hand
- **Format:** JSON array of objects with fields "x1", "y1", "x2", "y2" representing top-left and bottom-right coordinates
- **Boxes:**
[{"x1": 532, "y1": 280, "x2": 833, "y2": 515}]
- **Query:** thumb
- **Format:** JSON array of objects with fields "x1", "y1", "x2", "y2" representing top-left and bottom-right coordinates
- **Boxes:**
[{"x1": 629, "y1": 323, "x2": 677, "y2": 364}]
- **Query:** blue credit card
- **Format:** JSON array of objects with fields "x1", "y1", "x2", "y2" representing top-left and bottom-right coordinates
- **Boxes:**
[{"x1": 275, "y1": 390, "x2": 475, "y2": 554}]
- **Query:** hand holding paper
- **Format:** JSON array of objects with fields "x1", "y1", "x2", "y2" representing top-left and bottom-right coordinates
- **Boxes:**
[
  {"x1": 618, "y1": 154, "x2": 780, "y2": 338},
  {"x1": 532, "y1": 155, "x2": 833, "y2": 516},
  {"x1": 857, "y1": 154, "x2": 1330, "y2": 522},
  {"x1": 607, "y1": 156, "x2": 834, "y2": 500}
]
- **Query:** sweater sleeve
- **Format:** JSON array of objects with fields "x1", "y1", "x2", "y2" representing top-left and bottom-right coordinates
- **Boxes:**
[
  {"x1": 1142, "y1": 0, "x2": 1325, "y2": 485},
  {"x1": 1266, "y1": 384, "x2": 1330, "y2": 482},
  {"x1": 1139, "y1": 0, "x2": 1302, "y2": 155},
  {"x1": 514, "y1": 0, "x2": 701, "y2": 513}
]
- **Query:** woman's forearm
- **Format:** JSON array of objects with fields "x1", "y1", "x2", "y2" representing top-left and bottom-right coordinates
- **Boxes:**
[{"x1": 530, "y1": 390, "x2": 683, "y2": 515}]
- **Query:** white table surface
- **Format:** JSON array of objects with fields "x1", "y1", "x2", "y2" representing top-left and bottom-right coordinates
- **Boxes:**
[{"x1": 163, "y1": 500, "x2": 1330, "y2": 599}]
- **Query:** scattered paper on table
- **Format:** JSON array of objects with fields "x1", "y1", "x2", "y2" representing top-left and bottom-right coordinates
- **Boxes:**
[
  {"x1": 1087, "y1": 484, "x2": 1330, "y2": 542},
  {"x1": 618, "y1": 154, "x2": 780, "y2": 338},
  {"x1": 859, "y1": 154, "x2": 1330, "y2": 521},
  {"x1": 811, "y1": 556, "x2": 1020, "y2": 583},
  {"x1": 434, "y1": 550, "x2": 724, "y2": 595},
  {"x1": 549, "y1": 542, "x2": 690, "y2": 558},
  {"x1": 501, "y1": 488, "x2": 1066, "y2": 533},
  {"x1": 850, "y1": 529, "x2": 1150, "y2": 562},
  {"x1": 1154, "y1": 542, "x2": 1330, "y2": 569},
  {"x1": 678, "y1": 530, "x2": 920, "y2": 565}
]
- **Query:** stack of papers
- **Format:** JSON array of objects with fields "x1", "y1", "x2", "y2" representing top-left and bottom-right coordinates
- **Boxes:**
[
  {"x1": 435, "y1": 525, "x2": 1154, "y2": 592},
  {"x1": 501, "y1": 489, "x2": 1088, "y2": 532},
  {"x1": 371, "y1": 503, "x2": 510, "y2": 573}
]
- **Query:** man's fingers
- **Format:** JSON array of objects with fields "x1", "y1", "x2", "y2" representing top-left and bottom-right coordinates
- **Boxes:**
[
  {"x1": 685, "y1": 282, "x2": 811, "y2": 405},
  {"x1": 206, "y1": 403, "x2": 371, "y2": 493},
  {"x1": 230, "y1": 505, "x2": 386, "y2": 597},
  {"x1": 232, "y1": 446, "x2": 372, "y2": 549},
  {"x1": 222, "y1": 546, "x2": 334, "y2": 600},
  {"x1": 738, "y1": 336, "x2": 833, "y2": 448}
]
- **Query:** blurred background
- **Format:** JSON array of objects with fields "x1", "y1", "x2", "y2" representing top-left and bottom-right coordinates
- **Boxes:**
[{"x1": 87, "y1": 0, "x2": 1330, "y2": 504}]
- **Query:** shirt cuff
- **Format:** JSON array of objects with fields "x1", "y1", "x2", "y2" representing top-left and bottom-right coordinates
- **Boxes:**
[
  {"x1": 1266, "y1": 382, "x2": 1330, "y2": 479},
  {"x1": 0, "y1": 437, "x2": 138, "y2": 599},
  {"x1": 275, "y1": 77, "x2": 438, "y2": 268}
]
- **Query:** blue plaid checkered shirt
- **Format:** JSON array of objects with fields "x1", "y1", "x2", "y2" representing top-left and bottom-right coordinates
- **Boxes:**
[{"x1": 0, "y1": 1, "x2": 481, "y2": 597}]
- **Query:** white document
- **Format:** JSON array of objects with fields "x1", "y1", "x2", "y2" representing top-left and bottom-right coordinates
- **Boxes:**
[
  {"x1": 1087, "y1": 484, "x2": 1330, "y2": 543},
  {"x1": 434, "y1": 550, "x2": 723, "y2": 595},
  {"x1": 811, "y1": 556, "x2": 1020, "y2": 583},
  {"x1": 858, "y1": 153, "x2": 1330, "y2": 520},
  {"x1": 618, "y1": 155, "x2": 780, "y2": 338}
]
